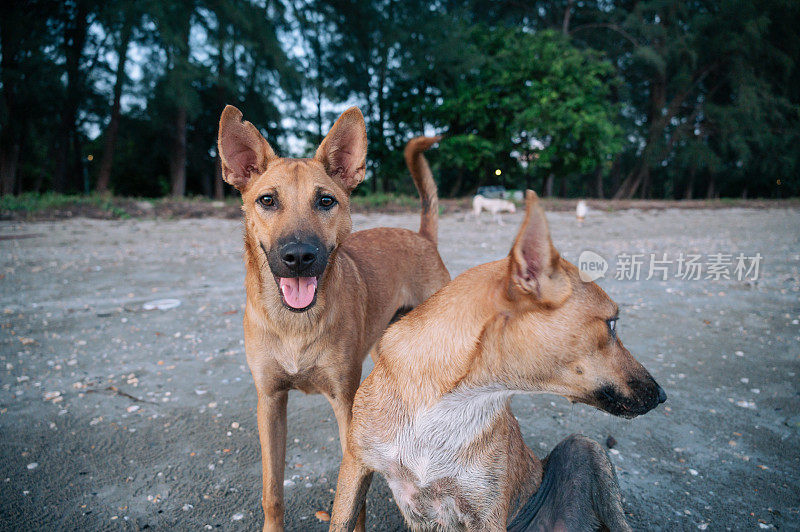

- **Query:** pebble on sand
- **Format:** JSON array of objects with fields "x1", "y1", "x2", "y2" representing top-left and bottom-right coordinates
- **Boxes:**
[
  {"x1": 231, "y1": 512, "x2": 244, "y2": 521},
  {"x1": 26, "y1": 463, "x2": 38, "y2": 470}
]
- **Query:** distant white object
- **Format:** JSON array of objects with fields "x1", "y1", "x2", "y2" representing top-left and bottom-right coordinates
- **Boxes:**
[
  {"x1": 472, "y1": 194, "x2": 516, "y2": 226},
  {"x1": 576, "y1": 200, "x2": 588, "y2": 221},
  {"x1": 142, "y1": 299, "x2": 181, "y2": 311}
]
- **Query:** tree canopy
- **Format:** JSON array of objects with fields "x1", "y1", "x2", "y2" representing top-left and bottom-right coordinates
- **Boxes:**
[{"x1": 1, "y1": 0, "x2": 798, "y2": 199}]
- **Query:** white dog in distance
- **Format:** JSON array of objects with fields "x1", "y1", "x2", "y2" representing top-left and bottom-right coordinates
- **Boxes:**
[
  {"x1": 576, "y1": 200, "x2": 588, "y2": 224},
  {"x1": 472, "y1": 194, "x2": 516, "y2": 225}
]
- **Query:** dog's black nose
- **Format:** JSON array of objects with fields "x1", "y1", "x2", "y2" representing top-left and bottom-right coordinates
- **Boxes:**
[
  {"x1": 280, "y1": 242, "x2": 317, "y2": 272},
  {"x1": 656, "y1": 384, "x2": 667, "y2": 404}
]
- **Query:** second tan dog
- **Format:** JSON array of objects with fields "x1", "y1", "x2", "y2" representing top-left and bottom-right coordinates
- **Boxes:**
[
  {"x1": 330, "y1": 191, "x2": 666, "y2": 531},
  {"x1": 217, "y1": 105, "x2": 450, "y2": 531}
]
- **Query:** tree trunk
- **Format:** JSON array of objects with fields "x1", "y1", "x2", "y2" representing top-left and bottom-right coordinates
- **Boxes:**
[
  {"x1": 609, "y1": 157, "x2": 621, "y2": 195},
  {"x1": 168, "y1": 9, "x2": 191, "y2": 198},
  {"x1": 684, "y1": 165, "x2": 696, "y2": 199},
  {"x1": 706, "y1": 173, "x2": 716, "y2": 199},
  {"x1": 594, "y1": 166, "x2": 603, "y2": 198},
  {"x1": 312, "y1": 29, "x2": 324, "y2": 145},
  {"x1": 200, "y1": 166, "x2": 212, "y2": 197},
  {"x1": 213, "y1": 24, "x2": 226, "y2": 200},
  {"x1": 0, "y1": 4, "x2": 22, "y2": 196},
  {"x1": 453, "y1": 172, "x2": 464, "y2": 197},
  {"x1": 641, "y1": 166, "x2": 652, "y2": 198},
  {"x1": 545, "y1": 173, "x2": 555, "y2": 197},
  {"x1": 562, "y1": 0, "x2": 574, "y2": 35},
  {"x1": 377, "y1": 45, "x2": 389, "y2": 193},
  {"x1": 0, "y1": 143, "x2": 20, "y2": 195},
  {"x1": 96, "y1": 22, "x2": 133, "y2": 194},
  {"x1": 214, "y1": 157, "x2": 225, "y2": 199},
  {"x1": 54, "y1": 0, "x2": 89, "y2": 193},
  {"x1": 614, "y1": 69, "x2": 667, "y2": 199},
  {"x1": 170, "y1": 106, "x2": 187, "y2": 197},
  {"x1": 366, "y1": 90, "x2": 377, "y2": 193}
]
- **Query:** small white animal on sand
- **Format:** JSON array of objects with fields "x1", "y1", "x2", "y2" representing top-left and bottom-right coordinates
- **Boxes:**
[
  {"x1": 576, "y1": 200, "x2": 588, "y2": 223},
  {"x1": 472, "y1": 194, "x2": 516, "y2": 225}
]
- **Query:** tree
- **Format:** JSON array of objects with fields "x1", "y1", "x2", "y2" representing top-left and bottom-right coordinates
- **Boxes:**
[
  {"x1": 150, "y1": 0, "x2": 196, "y2": 197},
  {"x1": 435, "y1": 28, "x2": 622, "y2": 196},
  {"x1": 0, "y1": 2, "x2": 28, "y2": 195},
  {"x1": 575, "y1": 0, "x2": 800, "y2": 199},
  {"x1": 291, "y1": 0, "x2": 347, "y2": 149},
  {"x1": 2, "y1": 0, "x2": 798, "y2": 199},
  {"x1": 53, "y1": 0, "x2": 94, "y2": 193},
  {"x1": 95, "y1": 1, "x2": 139, "y2": 194}
]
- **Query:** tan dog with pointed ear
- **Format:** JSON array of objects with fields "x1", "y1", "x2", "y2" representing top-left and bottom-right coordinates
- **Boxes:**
[
  {"x1": 330, "y1": 190, "x2": 666, "y2": 531},
  {"x1": 217, "y1": 105, "x2": 450, "y2": 531}
]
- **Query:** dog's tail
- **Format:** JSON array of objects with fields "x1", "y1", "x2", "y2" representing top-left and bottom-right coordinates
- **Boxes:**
[{"x1": 404, "y1": 135, "x2": 442, "y2": 244}]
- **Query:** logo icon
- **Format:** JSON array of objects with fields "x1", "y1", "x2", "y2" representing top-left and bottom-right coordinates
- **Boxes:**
[{"x1": 578, "y1": 250, "x2": 608, "y2": 282}]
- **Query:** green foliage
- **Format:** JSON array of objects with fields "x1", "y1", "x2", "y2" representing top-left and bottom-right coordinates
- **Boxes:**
[
  {"x1": 1, "y1": 0, "x2": 798, "y2": 199},
  {"x1": 431, "y1": 28, "x2": 622, "y2": 194},
  {"x1": 349, "y1": 192, "x2": 420, "y2": 210},
  {"x1": 439, "y1": 135, "x2": 497, "y2": 173},
  {"x1": 0, "y1": 192, "x2": 129, "y2": 218}
]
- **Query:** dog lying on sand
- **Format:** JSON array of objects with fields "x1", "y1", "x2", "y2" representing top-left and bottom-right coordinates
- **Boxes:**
[{"x1": 330, "y1": 190, "x2": 666, "y2": 531}]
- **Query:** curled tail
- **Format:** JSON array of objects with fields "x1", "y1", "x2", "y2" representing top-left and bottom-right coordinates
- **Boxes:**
[{"x1": 404, "y1": 135, "x2": 442, "y2": 244}]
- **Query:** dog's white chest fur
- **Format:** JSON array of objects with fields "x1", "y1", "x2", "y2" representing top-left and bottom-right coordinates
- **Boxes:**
[{"x1": 363, "y1": 388, "x2": 510, "y2": 529}]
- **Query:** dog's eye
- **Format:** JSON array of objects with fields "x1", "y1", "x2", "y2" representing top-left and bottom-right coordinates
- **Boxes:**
[
  {"x1": 607, "y1": 318, "x2": 617, "y2": 337},
  {"x1": 317, "y1": 195, "x2": 337, "y2": 209},
  {"x1": 257, "y1": 195, "x2": 276, "y2": 208}
]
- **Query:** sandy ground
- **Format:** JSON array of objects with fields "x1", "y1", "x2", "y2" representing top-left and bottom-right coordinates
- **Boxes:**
[{"x1": 1, "y1": 206, "x2": 799, "y2": 531}]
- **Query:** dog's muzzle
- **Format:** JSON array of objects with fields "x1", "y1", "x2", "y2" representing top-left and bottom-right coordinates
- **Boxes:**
[
  {"x1": 262, "y1": 235, "x2": 330, "y2": 312},
  {"x1": 592, "y1": 376, "x2": 666, "y2": 419}
]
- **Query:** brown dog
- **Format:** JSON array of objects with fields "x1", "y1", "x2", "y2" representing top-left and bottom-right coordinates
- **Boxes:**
[
  {"x1": 330, "y1": 191, "x2": 666, "y2": 531},
  {"x1": 217, "y1": 105, "x2": 450, "y2": 531}
]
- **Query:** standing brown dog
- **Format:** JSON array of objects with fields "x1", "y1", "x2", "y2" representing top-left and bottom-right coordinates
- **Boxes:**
[
  {"x1": 217, "y1": 105, "x2": 450, "y2": 531},
  {"x1": 330, "y1": 191, "x2": 666, "y2": 531}
]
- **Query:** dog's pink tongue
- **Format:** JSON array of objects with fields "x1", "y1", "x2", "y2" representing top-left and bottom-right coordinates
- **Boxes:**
[{"x1": 279, "y1": 277, "x2": 317, "y2": 309}]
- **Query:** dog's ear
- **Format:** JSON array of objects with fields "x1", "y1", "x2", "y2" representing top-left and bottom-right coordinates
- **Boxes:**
[
  {"x1": 508, "y1": 190, "x2": 571, "y2": 303},
  {"x1": 217, "y1": 105, "x2": 276, "y2": 192},
  {"x1": 314, "y1": 107, "x2": 367, "y2": 193}
]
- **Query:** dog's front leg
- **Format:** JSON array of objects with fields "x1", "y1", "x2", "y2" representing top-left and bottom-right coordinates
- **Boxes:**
[
  {"x1": 257, "y1": 390, "x2": 288, "y2": 532},
  {"x1": 329, "y1": 449, "x2": 373, "y2": 532}
]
